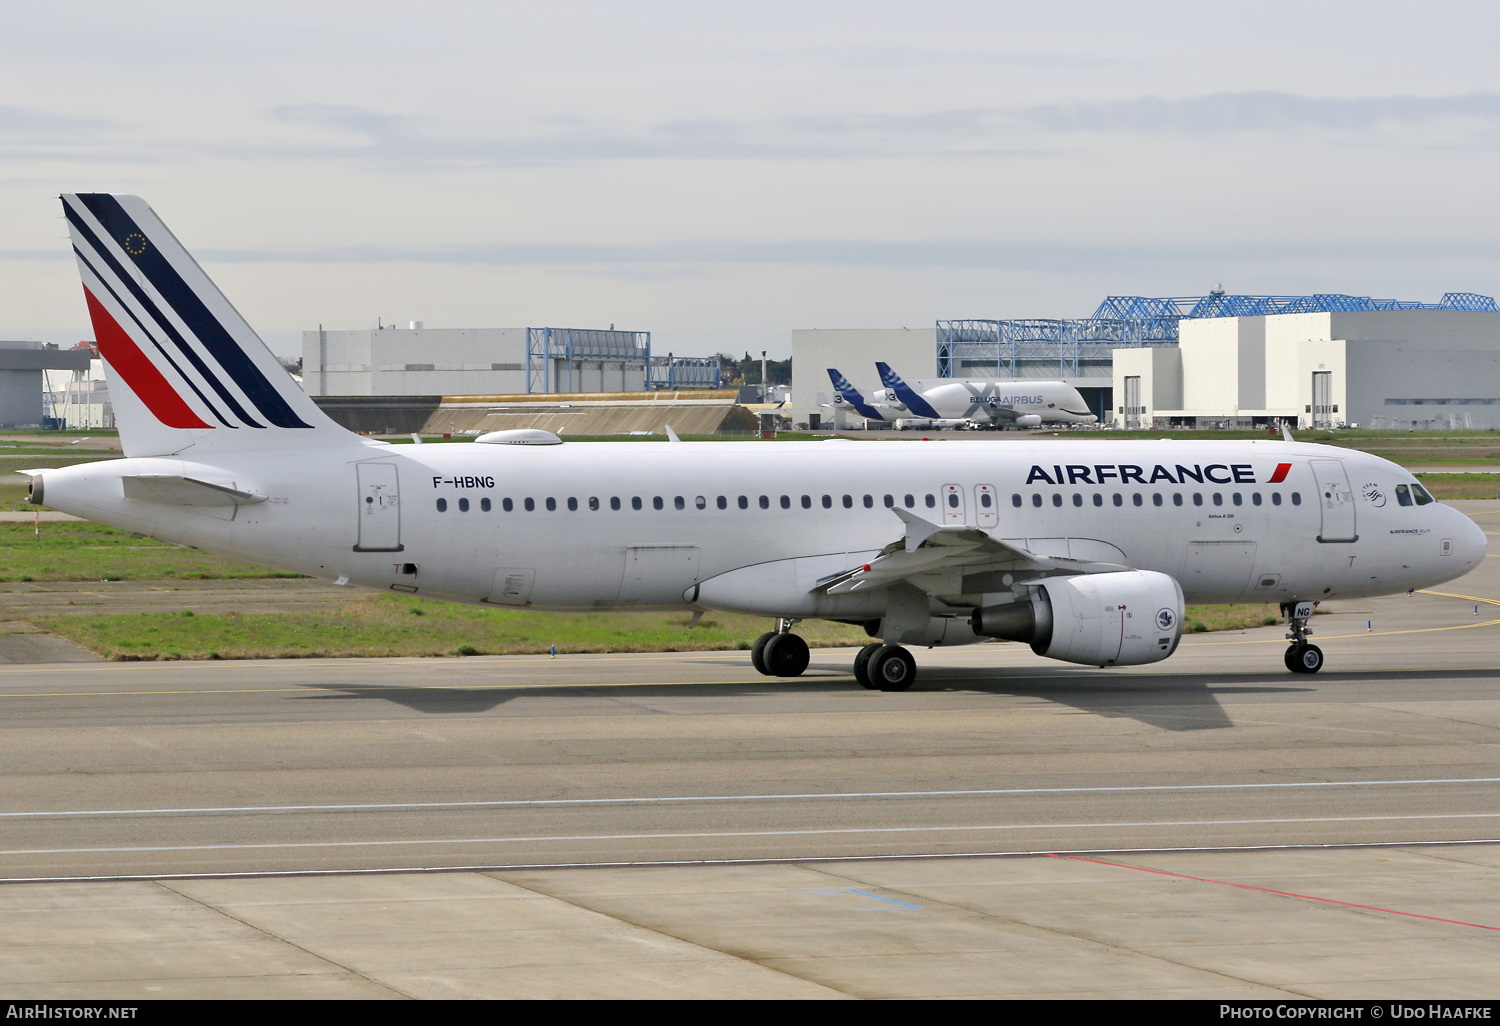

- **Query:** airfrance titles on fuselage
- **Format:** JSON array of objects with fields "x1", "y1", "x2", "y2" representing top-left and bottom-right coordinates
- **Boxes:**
[{"x1": 1025, "y1": 462, "x2": 1293, "y2": 486}]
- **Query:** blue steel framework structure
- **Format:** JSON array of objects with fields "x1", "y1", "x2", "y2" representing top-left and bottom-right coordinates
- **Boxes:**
[
  {"x1": 526, "y1": 328, "x2": 722, "y2": 393},
  {"x1": 936, "y1": 292, "x2": 1499, "y2": 378}
]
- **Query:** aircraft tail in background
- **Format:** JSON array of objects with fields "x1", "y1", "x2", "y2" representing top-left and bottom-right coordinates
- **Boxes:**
[
  {"x1": 826, "y1": 368, "x2": 887, "y2": 421},
  {"x1": 874, "y1": 362, "x2": 941, "y2": 419}
]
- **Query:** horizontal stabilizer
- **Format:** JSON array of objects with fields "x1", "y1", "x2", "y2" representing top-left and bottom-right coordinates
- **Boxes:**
[{"x1": 121, "y1": 475, "x2": 266, "y2": 507}]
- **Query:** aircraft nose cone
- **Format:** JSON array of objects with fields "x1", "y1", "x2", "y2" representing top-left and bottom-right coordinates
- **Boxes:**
[{"x1": 1458, "y1": 509, "x2": 1488, "y2": 565}]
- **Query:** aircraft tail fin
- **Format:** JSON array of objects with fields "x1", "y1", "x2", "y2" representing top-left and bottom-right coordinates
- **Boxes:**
[
  {"x1": 874, "y1": 362, "x2": 940, "y2": 419},
  {"x1": 826, "y1": 368, "x2": 885, "y2": 421},
  {"x1": 61, "y1": 193, "x2": 360, "y2": 457}
]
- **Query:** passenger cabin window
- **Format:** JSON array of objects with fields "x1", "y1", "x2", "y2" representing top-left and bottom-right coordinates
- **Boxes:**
[
  {"x1": 822, "y1": 495, "x2": 832, "y2": 509},
  {"x1": 1092, "y1": 494, "x2": 1103, "y2": 507},
  {"x1": 1272, "y1": 493, "x2": 1282, "y2": 506},
  {"x1": 503, "y1": 498, "x2": 513, "y2": 512},
  {"x1": 674, "y1": 496, "x2": 685, "y2": 510},
  {"x1": 1052, "y1": 494, "x2": 1063, "y2": 507},
  {"x1": 904, "y1": 494, "x2": 915, "y2": 508},
  {"x1": 588, "y1": 497, "x2": 599, "y2": 511},
  {"x1": 612, "y1": 497, "x2": 622, "y2": 511},
  {"x1": 632, "y1": 497, "x2": 642, "y2": 510},
  {"x1": 738, "y1": 496, "x2": 749, "y2": 509},
  {"x1": 1173, "y1": 494, "x2": 1183, "y2": 506},
  {"x1": 436, "y1": 498, "x2": 447, "y2": 512},
  {"x1": 925, "y1": 494, "x2": 936, "y2": 508},
  {"x1": 717, "y1": 496, "x2": 727, "y2": 510},
  {"x1": 1032, "y1": 494, "x2": 1042, "y2": 508},
  {"x1": 1013, "y1": 493, "x2": 1023, "y2": 508},
  {"x1": 760, "y1": 496, "x2": 770, "y2": 509},
  {"x1": 546, "y1": 498, "x2": 557, "y2": 512},
  {"x1": 1152, "y1": 494, "x2": 1162, "y2": 507},
  {"x1": 567, "y1": 497, "x2": 578, "y2": 511},
  {"x1": 653, "y1": 497, "x2": 664, "y2": 510},
  {"x1": 459, "y1": 498, "x2": 470, "y2": 512},
  {"x1": 525, "y1": 498, "x2": 535, "y2": 512},
  {"x1": 1072, "y1": 494, "x2": 1083, "y2": 507},
  {"x1": 481, "y1": 497, "x2": 491, "y2": 512},
  {"x1": 843, "y1": 495, "x2": 853, "y2": 508},
  {"x1": 802, "y1": 495, "x2": 812, "y2": 509},
  {"x1": 1291, "y1": 492, "x2": 1302, "y2": 505},
  {"x1": 780, "y1": 495, "x2": 791, "y2": 509},
  {"x1": 884, "y1": 495, "x2": 895, "y2": 508},
  {"x1": 863, "y1": 495, "x2": 874, "y2": 508},
  {"x1": 980, "y1": 493, "x2": 993, "y2": 509}
]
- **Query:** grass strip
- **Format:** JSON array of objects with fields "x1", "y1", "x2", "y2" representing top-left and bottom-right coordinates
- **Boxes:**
[
  {"x1": 25, "y1": 594, "x2": 1284, "y2": 661},
  {"x1": 0, "y1": 522, "x2": 302, "y2": 581}
]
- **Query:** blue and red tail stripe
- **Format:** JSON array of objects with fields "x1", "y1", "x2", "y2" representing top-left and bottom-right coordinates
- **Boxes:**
[{"x1": 69, "y1": 194, "x2": 312, "y2": 430}]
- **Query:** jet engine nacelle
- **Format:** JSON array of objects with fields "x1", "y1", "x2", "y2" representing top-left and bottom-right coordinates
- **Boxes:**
[
  {"x1": 1013, "y1": 414, "x2": 1042, "y2": 428},
  {"x1": 971, "y1": 570, "x2": 1183, "y2": 667}
]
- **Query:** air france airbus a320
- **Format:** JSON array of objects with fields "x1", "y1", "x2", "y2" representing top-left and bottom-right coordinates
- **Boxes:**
[{"x1": 29, "y1": 194, "x2": 1486, "y2": 690}]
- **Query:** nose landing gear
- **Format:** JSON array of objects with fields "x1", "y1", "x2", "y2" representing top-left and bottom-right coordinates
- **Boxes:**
[{"x1": 1282, "y1": 600, "x2": 1324, "y2": 674}]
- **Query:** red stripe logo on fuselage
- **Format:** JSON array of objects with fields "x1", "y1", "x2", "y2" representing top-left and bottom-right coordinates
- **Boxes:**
[{"x1": 1268, "y1": 462, "x2": 1292, "y2": 483}]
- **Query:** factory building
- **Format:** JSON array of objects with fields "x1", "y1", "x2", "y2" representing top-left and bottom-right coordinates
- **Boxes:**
[
  {"x1": 1114, "y1": 306, "x2": 1500, "y2": 430},
  {"x1": 302, "y1": 323, "x2": 720, "y2": 397},
  {"x1": 792, "y1": 292, "x2": 1500, "y2": 431},
  {"x1": 0, "y1": 341, "x2": 92, "y2": 427}
]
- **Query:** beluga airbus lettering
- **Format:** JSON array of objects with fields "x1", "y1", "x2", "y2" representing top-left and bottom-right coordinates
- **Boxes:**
[{"x1": 29, "y1": 193, "x2": 1487, "y2": 692}]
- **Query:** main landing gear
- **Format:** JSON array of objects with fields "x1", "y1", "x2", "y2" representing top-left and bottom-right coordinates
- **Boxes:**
[
  {"x1": 749, "y1": 619, "x2": 918, "y2": 691},
  {"x1": 751, "y1": 618, "x2": 809, "y2": 677},
  {"x1": 853, "y1": 642, "x2": 917, "y2": 691},
  {"x1": 1282, "y1": 600, "x2": 1324, "y2": 674}
]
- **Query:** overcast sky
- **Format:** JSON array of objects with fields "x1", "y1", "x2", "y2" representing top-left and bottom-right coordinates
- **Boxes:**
[{"x1": 5, "y1": 1, "x2": 1500, "y2": 359}]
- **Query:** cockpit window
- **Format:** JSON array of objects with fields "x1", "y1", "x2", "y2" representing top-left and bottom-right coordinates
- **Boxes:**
[
  {"x1": 1412, "y1": 482, "x2": 1436, "y2": 505},
  {"x1": 1395, "y1": 484, "x2": 1412, "y2": 507}
]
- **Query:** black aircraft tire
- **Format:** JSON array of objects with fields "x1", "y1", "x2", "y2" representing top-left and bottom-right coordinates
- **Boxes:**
[
  {"x1": 869, "y1": 645, "x2": 916, "y2": 692},
  {"x1": 853, "y1": 643, "x2": 882, "y2": 689},
  {"x1": 1284, "y1": 643, "x2": 1324, "y2": 674},
  {"x1": 764, "y1": 633, "x2": 810, "y2": 677},
  {"x1": 750, "y1": 632, "x2": 778, "y2": 675}
]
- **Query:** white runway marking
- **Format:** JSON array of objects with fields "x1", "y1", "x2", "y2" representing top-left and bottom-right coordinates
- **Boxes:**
[
  {"x1": 5, "y1": 776, "x2": 1499, "y2": 820},
  {"x1": 5, "y1": 810, "x2": 1500, "y2": 857}
]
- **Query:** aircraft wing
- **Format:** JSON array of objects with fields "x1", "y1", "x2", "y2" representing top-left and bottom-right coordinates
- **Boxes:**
[{"x1": 815, "y1": 508, "x2": 1127, "y2": 595}]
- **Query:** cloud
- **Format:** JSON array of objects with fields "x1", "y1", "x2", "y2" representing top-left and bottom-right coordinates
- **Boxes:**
[
  {"x1": 177, "y1": 237, "x2": 1500, "y2": 273},
  {"x1": 1024, "y1": 91, "x2": 1500, "y2": 134}
]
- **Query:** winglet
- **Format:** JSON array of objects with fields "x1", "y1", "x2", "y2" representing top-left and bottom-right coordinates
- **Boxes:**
[
  {"x1": 1282, "y1": 423, "x2": 1294, "y2": 443},
  {"x1": 664, "y1": 424, "x2": 682, "y2": 443}
]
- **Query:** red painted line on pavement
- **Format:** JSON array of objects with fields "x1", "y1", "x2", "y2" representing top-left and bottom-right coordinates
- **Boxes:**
[{"x1": 1048, "y1": 853, "x2": 1500, "y2": 933}]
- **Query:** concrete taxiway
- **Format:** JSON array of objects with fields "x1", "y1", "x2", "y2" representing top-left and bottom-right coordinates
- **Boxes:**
[{"x1": 0, "y1": 503, "x2": 1497, "y2": 997}]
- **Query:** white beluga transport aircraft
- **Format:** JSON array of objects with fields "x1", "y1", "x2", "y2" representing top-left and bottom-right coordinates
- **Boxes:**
[
  {"x1": 32, "y1": 194, "x2": 1486, "y2": 689},
  {"x1": 826, "y1": 364, "x2": 1098, "y2": 429},
  {"x1": 874, "y1": 362, "x2": 1099, "y2": 429}
]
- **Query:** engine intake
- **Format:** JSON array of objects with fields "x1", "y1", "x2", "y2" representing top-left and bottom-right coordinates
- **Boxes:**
[{"x1": 971, "y1": 570, "x2": 1183, "y2": 667}]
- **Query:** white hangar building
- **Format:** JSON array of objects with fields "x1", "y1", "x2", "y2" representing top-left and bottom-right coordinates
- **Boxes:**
[
  {"x1": 1113, "y1": 306, "x2": 1500, "y2": 430},
  {"x1": 303, "y1": 324, "x2": 721, "y2": 397}
]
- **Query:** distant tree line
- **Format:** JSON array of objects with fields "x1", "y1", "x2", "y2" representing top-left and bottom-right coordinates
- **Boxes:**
[{"x1": 718, "y1": 353, "x2": 792, "y2": 387}]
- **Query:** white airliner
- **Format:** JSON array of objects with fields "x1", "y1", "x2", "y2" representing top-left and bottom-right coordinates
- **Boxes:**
[
  {"x1": 826, "y1": 365, "x2": 1098, "y2": 430},
  {"x1": 31, "y1": 194, "x2": 1486, "y2": 690}
]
